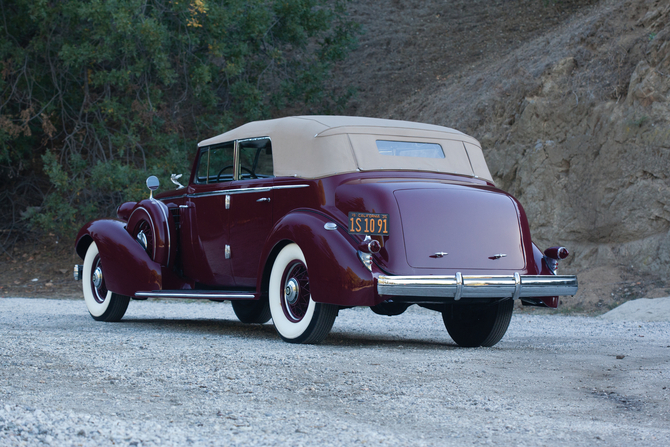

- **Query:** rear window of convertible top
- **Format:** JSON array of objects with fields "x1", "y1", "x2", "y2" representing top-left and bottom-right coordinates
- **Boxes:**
[{"x1": 375, "y1": 140, "x2": 445, "y2": 159}]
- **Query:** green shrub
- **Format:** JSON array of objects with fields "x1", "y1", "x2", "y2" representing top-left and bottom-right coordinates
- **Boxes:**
[{"x1": 0, "y1": 0, "x2": 358, "y2": 236}]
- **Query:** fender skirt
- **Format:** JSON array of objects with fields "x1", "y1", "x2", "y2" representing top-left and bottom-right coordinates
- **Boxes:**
[
  {"x1": 260, "y1": 211, "x2": 375, "y2": 307},
  {"x1": 75, "y1": 219, "x2": 162, "y2": 296}
]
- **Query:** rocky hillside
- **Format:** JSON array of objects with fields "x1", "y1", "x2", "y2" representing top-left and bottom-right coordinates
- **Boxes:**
[{"x1": 335, "y1": 0, "x2": 670, "y2": 308}]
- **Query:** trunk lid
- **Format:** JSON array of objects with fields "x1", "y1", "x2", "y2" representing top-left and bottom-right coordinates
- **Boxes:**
[{"x1": 394, "y1": 185, "x2": 525, "y2": 270}]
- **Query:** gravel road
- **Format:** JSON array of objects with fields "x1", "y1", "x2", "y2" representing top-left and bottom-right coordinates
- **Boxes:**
[{"x1": 1, "y1": 297, "x2": 669, "y2": 446}]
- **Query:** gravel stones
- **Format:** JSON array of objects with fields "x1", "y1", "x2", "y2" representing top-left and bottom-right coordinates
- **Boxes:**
[{"x1": 1, "y1": 297, "x2": 669, "y2": 446}]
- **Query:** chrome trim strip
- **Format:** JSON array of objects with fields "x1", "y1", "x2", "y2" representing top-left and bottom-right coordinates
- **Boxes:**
[
  {"x1": 190, "y1": 187, "x2": 273, "y2": 199},
  {"x1": 160, "y1": 184, "x2": 309, "y2": 201},
  {"x1": 272, "y1": 184, "x2": 310, "y2": 190},
  {"x1": 186, "y1": 184, "x2": 308, "y2": 199},
  {"x1": 377, "y1": 274, "x2": 578, "y2": 298},
  {"x1": 135, "y1": 291, "x2": 255, "y2": 299}
]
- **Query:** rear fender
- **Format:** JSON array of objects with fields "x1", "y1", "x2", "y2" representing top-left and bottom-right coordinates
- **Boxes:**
[
  {"x1": 258, "y1": 211, "x2": 375, "y2": 307},
  {"x1": 75, "y1": 219, "x2": 162, "y2": 296},
  {"x1": 522, "y1": 243, "x2": 559, "y2": 308}
]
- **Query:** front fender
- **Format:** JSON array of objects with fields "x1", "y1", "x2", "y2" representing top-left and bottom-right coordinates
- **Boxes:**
[
  {"x1": 75, "y1": 219, "x2": 162, "y2": 296},
  {"x1": 259, "y1": 210, "x2": 375, "y2": 307}
]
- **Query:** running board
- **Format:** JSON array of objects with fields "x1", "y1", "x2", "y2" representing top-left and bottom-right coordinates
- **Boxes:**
[{"x1": 134, "y1": 290, "x2": 256, "y2": 300}]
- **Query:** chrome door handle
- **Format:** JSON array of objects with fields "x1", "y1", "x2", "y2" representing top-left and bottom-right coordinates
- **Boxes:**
[{"x1": 256, "y1": 197, "x2": 271, "y2": 202}]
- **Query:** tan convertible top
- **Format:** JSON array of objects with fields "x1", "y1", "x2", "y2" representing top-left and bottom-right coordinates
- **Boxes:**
[{"x1": 198, "y1": 116, "x2": 493, "y2": 182}]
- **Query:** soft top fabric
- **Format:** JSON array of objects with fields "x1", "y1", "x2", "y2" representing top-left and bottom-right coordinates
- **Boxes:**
[{"x1": 197, "y1": 116, "x2": 492, "y2": 182}]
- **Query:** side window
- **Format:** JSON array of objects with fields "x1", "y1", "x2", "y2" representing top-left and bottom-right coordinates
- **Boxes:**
[
  {"x1": 195, "y1": 142, "x2": 235, "y2": 184},
  {"x1": 238, "y1": 138, "x2": 274, "y2": 179}
]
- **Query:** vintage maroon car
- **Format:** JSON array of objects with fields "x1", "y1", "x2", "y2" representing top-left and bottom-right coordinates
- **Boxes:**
[{"x1": 74, "y1": 116, "x2": 577, "y2": 346}]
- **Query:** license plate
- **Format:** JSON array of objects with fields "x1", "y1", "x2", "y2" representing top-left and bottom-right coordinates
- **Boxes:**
[{"x1": 348, "y1": 212, "x2": 389, "y2": 236}]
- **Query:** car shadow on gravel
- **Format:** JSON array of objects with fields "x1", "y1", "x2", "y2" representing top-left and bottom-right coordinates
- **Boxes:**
[
  {"x1": 324, "y1": 332, "x2": 458, "y2": 350},
  {"x1": 120, "y1": 317, "x2": 278, "y2": 339},
  {"x1": 120, "y1": 317, "x2": 460, "y2": 349}
]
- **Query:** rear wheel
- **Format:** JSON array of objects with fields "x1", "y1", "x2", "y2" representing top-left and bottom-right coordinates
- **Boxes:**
[
  {"x1": 442, "y1": 299, "x2": 513, "y2": 347},
  {"x1": 82, "y1": 242, "x2": 130, "y2": 322},
  {"x1": 232, "y1": 299, "x2": 271, "y2": 324},
  {"x1": 268, "y1": 243, "x2": 337, "y2": 344}
]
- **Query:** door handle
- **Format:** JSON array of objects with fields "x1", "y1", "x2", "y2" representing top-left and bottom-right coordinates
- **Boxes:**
[{"x1": 256, "y1": 197, "x2": 271, "y2": 202}]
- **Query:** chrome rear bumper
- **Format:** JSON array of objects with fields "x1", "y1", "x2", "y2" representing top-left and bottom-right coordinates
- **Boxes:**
[{"x1": 377, "y1": 273, "x2": 578, "y2": 300}]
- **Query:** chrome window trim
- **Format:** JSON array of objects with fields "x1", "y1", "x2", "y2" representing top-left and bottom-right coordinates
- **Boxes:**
[{"x1": 238, "y1": 136, "x2": 272, "y2": 143}]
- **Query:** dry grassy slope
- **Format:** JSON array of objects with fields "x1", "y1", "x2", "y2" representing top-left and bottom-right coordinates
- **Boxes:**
[{"x1": 335, "y1": 0, "x2": 670, "y2": 309}]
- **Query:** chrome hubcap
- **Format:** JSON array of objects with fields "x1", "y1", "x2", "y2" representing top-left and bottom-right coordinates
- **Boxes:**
[
  {"x1": 92, "y1": 267, "x2": 103, "y2": 289},
  {"x1": 285, "y1": 278, "x2": 299, "y2": 305}
]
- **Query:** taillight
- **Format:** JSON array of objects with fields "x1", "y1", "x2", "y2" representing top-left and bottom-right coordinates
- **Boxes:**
[{"x1": 543, "y1": 246, "x2": 569, "y2": 274}]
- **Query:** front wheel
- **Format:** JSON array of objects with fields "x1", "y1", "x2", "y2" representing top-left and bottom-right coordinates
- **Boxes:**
[
  {"x1": 442, "y1": 299, "x2": 513, "y2": 347},
  {"x1": 268, "y1": 243, "x2": 337, "y2": 344},
  {"x1": 82, "y1": 242, "x2": 130, "y2": 322}
]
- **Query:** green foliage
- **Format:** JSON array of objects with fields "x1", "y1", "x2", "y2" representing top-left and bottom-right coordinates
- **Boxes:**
[{"x1": 0, "y1": 0, "x2": 358, "y2": 236}]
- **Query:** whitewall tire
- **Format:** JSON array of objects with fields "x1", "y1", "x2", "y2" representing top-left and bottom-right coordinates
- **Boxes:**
[
  {"x1": 82, "y1": 242, "x2": 130, "y2": 322},
  {"x1": 268, "y1": 243, "x2": 337, "y2": 344}
]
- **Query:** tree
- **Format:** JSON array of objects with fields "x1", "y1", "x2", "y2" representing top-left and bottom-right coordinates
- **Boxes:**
[{"x1": 0, "y1": 0, "x2": 358, "y2": 236}]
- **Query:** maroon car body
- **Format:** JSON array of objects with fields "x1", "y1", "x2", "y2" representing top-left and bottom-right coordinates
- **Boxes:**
[{"x1": 74, "y1": 116, "x2": 578, "y2": 346}]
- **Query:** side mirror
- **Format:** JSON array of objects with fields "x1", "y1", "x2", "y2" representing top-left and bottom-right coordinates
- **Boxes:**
[{"x1": 146, "y1": 175, "x2": 160, "y2": 199}]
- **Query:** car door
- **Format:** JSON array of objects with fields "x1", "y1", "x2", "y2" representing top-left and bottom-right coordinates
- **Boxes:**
[
  {"x1": 228, "y1": 138, "x2": 275, "y2": 287},
  {"x1": 180, "y1": 142, "x2": 236, "y2": 286}
]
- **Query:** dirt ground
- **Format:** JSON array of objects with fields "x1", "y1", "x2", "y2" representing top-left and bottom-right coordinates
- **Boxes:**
[
  {"x1": 331, "y1": 0, "x2": 601, "y2": 118},
  {"x1": 1, "y1": 237, "x2": 82, "y2": 299}
]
